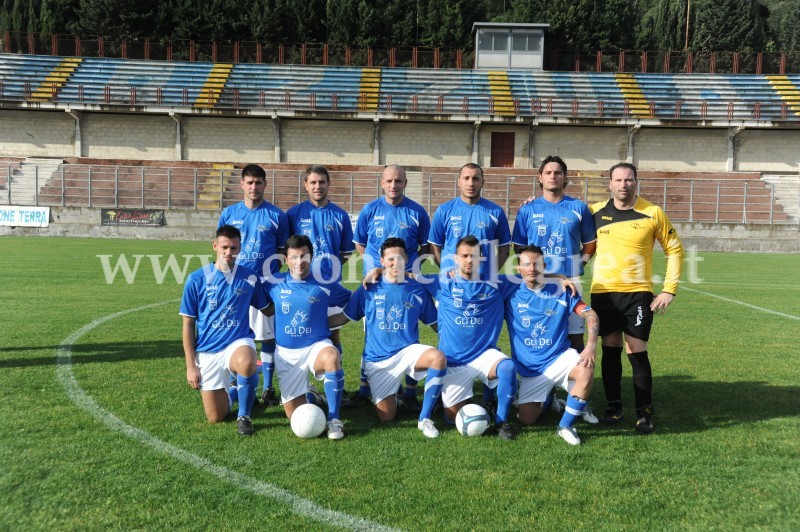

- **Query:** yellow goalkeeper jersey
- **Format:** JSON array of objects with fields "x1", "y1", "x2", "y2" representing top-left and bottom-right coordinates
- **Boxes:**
[{"x1": 590, "y1": 197, "x2": 684, "y2": 295}]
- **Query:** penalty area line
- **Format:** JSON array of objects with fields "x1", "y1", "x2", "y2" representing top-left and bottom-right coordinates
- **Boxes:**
[
  {"x1": 681, "y1": 286, "x2": 800, "y2": 321},
  {"x1": 56, "y1": 300, "x2": 397, "y2": 532}
]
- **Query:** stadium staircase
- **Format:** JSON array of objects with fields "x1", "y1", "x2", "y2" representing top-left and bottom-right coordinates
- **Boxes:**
[
  {"x1": 761, "y1": 174, "x2": 800, "y2": 221},
  {"x1": 195, "y1": 64, "x2": 233, "y2": 108}
]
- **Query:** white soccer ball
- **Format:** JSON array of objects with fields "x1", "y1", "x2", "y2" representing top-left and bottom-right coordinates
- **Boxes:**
[
  {"x1": 290, "y1": 403, "x2": 327, "y2": 439},
  {"x1": 455, "y1": 404, "x2": 492, "y2": 437}
]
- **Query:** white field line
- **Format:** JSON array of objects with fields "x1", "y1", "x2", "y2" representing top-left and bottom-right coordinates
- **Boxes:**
[
  {"x1": 681, "y1": 286, "x2": 800, "y2": 321},
  {"x1": 56, "y1": 301, "x2": 397, "y2": 532}
]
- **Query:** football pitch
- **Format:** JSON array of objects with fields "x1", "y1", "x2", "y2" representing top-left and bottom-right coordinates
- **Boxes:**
[{"x1": 1, "y1": 235, "x2": 798, "y2": 530}]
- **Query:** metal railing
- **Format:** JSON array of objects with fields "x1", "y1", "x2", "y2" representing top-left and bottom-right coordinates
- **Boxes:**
[
  {"x1": 2, "y1": 164, "x2": 796, "y2": 225},
  {"x1": 4, "y1": 31, "x2": 800, "y2": 73}
]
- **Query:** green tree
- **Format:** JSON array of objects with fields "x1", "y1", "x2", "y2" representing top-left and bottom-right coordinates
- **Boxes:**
[
  {"x1": 691, "y1": 0, "x2": 767, "y2": 51},
  {"x1": 767, "y1": 0, "x2": 800, "y2": 50}
]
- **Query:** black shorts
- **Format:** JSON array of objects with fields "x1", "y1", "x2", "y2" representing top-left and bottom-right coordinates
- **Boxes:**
[{"x1": 591, "y1": 292, "x2": 654, "y2": 341}]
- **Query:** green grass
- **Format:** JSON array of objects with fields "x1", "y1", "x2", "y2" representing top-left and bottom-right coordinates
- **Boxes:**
[{"x1": 1, "y1": 236, "x2": 798, "y2": 530}]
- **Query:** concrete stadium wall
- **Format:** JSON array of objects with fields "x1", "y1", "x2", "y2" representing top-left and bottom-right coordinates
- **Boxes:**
[
  {"x1": 3, "y1": 110, "x2": 800, "y2": 173},
  {"x1": 737, "y1": 129, "x2": 800, "y2": 172},
  {"x1": 0, "y1": 110, "x2": 74, "y2": 157},
  {"x1": 382, "y1": 122, "x2": 472, "y2": 167},
  {"x1": 635, "y1": 128, "x2": 729, "y2": 172},
  {"x1": 82, "y1": 113, "x2": 175, "y2": 160},
  {"x1": 530, "y1": 126, "x2": 626, "y2": 171},
  {"x1": 183, "y1": 116, "x2": 275, "y2": 162},
  {"x1": 283, "y1": 120, "x2": 374, "y2": 164},
  {"x1": 2, "y1": 207, "x2": 798, "y2": 253}
]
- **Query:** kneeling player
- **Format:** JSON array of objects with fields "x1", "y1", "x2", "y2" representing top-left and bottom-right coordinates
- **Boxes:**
[
  {"x1": 265, "y1": 235, "x2": 352, "y2": 440},
  {"x1": 332, "y1": 238, "x2": 447, "y2": 438},
  {"x1": 180, "y1": 225, "x2": 269, "y2": 436},
  {"x1": 421, "y1": 235, "x2": 519, "y2": 440},
  {"x1": 505, "y1": 245, "x2": 599, "y2": 445}
]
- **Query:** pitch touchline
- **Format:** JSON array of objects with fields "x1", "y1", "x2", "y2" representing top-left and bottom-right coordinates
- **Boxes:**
[
  {"x1": 681, "y1": 286, "x2": 800, "y2": 321},
  {"x1": 56, "y1": 301, "x2": 397, "y2": 532}
]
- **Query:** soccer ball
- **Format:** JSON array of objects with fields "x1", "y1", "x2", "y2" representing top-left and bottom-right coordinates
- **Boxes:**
[
  {"x1": 290, "y1": 403, "x2": 327, "y2": 439},
  {"x1": 455, "y1": 404, "x2": 492, "y2": 437}
]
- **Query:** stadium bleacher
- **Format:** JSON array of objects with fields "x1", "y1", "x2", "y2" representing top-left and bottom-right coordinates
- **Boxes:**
[{"x1": 2, "y1": 53, "x2": 800, "y2": 121}]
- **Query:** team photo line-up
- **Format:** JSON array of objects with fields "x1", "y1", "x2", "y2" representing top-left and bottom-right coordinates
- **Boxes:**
[{"x1": 181, "y1": 157, "x2": 684, "y2": 445}]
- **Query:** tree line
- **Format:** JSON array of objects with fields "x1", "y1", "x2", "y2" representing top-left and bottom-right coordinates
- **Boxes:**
[{"x1": 1, "y1": 0, "x2": 799, "y2": 53}]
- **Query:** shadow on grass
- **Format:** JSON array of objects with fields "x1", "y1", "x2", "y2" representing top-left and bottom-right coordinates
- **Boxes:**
[
  {"x1": 487, "y1": 374, "x2": 800, "y2": 438},
  {"x1": 0, "y1": 341, "x2": 183, "y2": 368}
]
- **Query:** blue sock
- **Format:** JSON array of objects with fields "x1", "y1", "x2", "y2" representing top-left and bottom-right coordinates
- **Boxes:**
[
  {"x1": 228, "y1": 384, "x2": 238, "y2": 405},
  {"x1": 324, "y1": 369, "x2": 345, "y2": 421},
  {"x1": 405, "y1": 375, "x2": 418, "y2": 399},
  {"x1": 358, "y1": 359, "x2": 371, "y2": 396},
  {"x1": 494, "y1": 359, "x2": 517, "y2": 424},
  {"x1": 483, "y1": 383, "x2": 496, "y2": 403},
  {"x1": 543, "y1": 388, "x2": 555, "y2": 411},
  {"x1": 260, "y1": 343, "x2": 275, "y2": 393},
  {"x1": 420, "y1": 367, "x2": 446, "y2": 421},
  {"x1": 236, "y1": 373, "x2": 259, "y2": 418},
  {"x1": 559, "y1": 395, "x2": 587, "y2": 429}
]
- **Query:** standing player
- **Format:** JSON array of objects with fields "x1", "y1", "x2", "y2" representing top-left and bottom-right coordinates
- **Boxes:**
[
  {"x1": 218, "y1": 164, "x2": 290, "y2": 406},
  {"x1": 287, "y1": 165, "x2": 354, "y2": 361},
  {"x1": 265, "y1": 235, "x2": 352, "y2": 440},
  {"x1": 428, "y1": 163, "x2": 511, "y2": 280},
  {"x1": 512, "y1": 155, "x2": 596, "y2": 349},
  {"x1": 334, "y1": 238, "x2": 447, "y2": 438},
  {"x1": 180, "y1": 225, "x2": 269, "y2": 436},
  {"x1": 512, "y1": 155, "x2": 598, "y2": 422},
  {"x1": 504, "y1": 245, "x2": 600, "y2": 446},
  {"x1": 428, "y1": 162, "x2": 512, "y2": 408},
  {"x1": 347, "y1": 164, "x2": 432, "y2": 408},
  {"x1": 590, "y1": 163, "x2": 684, "y2": 434},
  {"x1": 422, "y1": 236, "x2": 519, "y2": 440}
]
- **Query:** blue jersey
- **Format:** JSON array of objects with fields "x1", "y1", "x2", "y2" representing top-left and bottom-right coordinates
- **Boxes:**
[
  {"x1": 512, "y1": 195, "x2": 596, "y2": 277},
  {"x1": 504, "y1": 283, "x2": 587, "y2": 377},
  {"x1": 354, "y1": 196, "x2": 431, "y2": 275},
  {"x1": 266, "y1": 273, "x2": 351, "y2": 349},
  {"x1": 344, "y1": 278, "x2": 437, "y2": 362},
  {"x1": 429, "y1": 197, "x2": 511, "y2": 279},
  {"x1": 422, "y1": 274, "x2": 517, "y2": 366},
  {"x1": 287, "y1": 200, "x2": 355, "y2": 282},
  {"x1": 180, "y1": 264, "x2": 270, "y2": 354},
  {"x1": 218, "y1": 201, "x2": 290, "y2": 277}
]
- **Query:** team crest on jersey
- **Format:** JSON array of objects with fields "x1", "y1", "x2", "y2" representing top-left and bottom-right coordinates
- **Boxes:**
[
  {"x1": 376, "y1": 302, "x2": 385, "y2": 320},
  {"x1": 281, "y1": 301, "x2": 290, "y2": 314},
  {"x1": 522, "y1": 315, "x2": 531, "y2": 327},
  {"x1": 291, "y1": 309, "x2": 309, "y2": 326},
  {"x1": 537, "y1": 224, "x2": 547, "y2": 236},
  {"x1": 208, "y1": 298, "x2": 218, "y2": 311},
  {"x1": 530, "y1": 322, "x2": 548, "y2": 338},
  {"x1": 452, "y1": 224, "x2": 462, "y2": 238},
  {"x1": 376, "y1": 226, "x2": 384, "y2": 237},
  {"x1": 453, "y1": 297, "x2": 462, "y2": 308},
  {"x1": 548, "y1": 230, "x2": 564, "y2": 247}
]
